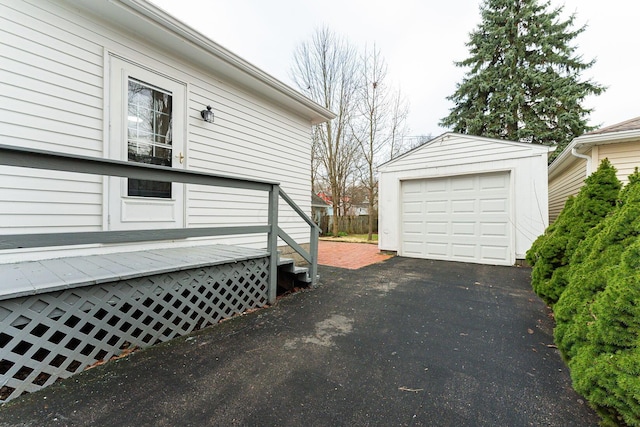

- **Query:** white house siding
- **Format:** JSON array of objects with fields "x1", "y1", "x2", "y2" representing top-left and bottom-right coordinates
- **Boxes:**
[
  {"x1": 597, "y1": 140, "x2": 640, "y2": 184},
  {"x1": 0, "y1": 0, "x2": 315, "y2": 261},
  {"x1": 378, "y1": 134, "x2": 550, "y2": 261},
  {"x1": 548, "y1": 157, "x2": 587, "y2": 223},
  {"x1": 0, "y1": 0, "x2": 105, "y2": 235}
]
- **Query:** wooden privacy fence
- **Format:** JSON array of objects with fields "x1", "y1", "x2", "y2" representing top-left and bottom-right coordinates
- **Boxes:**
[{"x1": 320, "y1": 215, "x2": 378, "y2": 235}]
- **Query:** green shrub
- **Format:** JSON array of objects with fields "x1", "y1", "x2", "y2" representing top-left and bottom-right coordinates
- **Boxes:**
[
  {"x1": 337, "y1": 231, "x2": 348, "y2": 237},
  {"x1": 548, "y1": 171, "x2": 640, "y2": 425},
  {"x1": 526, "y1": 196, "x2": 573, "y2": 266},
  {"x1": 554, "y1": 174, "x2": 640, "y2": 362},
  {"x1": 527, "y1": 159, "x2": 621, "y2": 305},
  {"x1": 567, "y1": 239, "x2": 640, "y2": 426},
  {"x1": 618, "y1": 167, "x2": 640, "y2": 204}
]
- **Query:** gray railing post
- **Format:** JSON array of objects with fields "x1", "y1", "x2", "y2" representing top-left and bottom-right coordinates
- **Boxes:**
[
  {"x1": 310, "y1": 226, "x2": 319, "y2": 286},
  {"x1": 267, "y1": 184, "x2": 279, "y2": 304}
]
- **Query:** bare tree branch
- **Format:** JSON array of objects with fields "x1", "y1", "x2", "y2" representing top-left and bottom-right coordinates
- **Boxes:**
[{"x1": 291, "y1": 27, "x2": 361, "y2": 235}]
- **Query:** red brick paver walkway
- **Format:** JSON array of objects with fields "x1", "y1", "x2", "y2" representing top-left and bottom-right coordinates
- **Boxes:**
[{"x1": 317, "y1": 240, "x2": 393, "y2": 269}]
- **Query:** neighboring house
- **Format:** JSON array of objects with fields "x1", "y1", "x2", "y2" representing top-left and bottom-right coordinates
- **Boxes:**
[
  {"x1": 351, "y1": 203, "x2": 369, "y2": 216},
  {"x1": 378, "y1": 133, "x2": 553, "y2": 266},
  {"x1": 311, "y1": 193, "x2": 330, "y2": 225},
  {"x1": 315, "y1": 192, "x2": 365, "y2": 216},
  {"x1": 316, "y1": 191, "x2": 335, "y2": 216},
  {"x1": 548, "y1": 116, "x2": 640, "y2": 222},
  {"x1": 0, "y1": 0, "x2": 333, "y2": 402}
]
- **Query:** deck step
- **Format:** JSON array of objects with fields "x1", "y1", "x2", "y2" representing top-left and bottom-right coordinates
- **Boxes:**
[{"x1": 277, "y1": 257, "x2": 313, "y2": 289}]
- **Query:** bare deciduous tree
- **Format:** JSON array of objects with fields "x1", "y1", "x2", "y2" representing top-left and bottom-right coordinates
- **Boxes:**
[
  {"x1": 352, "y1": 45, "x2": 390, "y2": 240},
  {"x1": 291, "y1": 27, "x2": 360, "y2": 236},
  {"x1": 352, "y1": 45, "x2": 409, "y2": 240},
  {"x1": 388, "y1": 90, "x2": 410, "y2": 161}
]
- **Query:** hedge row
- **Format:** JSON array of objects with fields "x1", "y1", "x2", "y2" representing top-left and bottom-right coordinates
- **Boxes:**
[
  {"x1": 528, "y1": 162, "x2": 640, "y2": 426},
  {"x1": 526, "y1": 159, "x2": 621, "y2": 305}
]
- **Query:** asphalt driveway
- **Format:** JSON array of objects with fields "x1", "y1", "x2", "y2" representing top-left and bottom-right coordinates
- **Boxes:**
[{"x1": 0, "y1": 257, "x2": 599, "y2": 426}]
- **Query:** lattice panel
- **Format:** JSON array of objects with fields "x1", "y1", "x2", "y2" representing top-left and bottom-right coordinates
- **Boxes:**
[{"x1": 0, "y1": 257, "x2": 269, "y2": 402}]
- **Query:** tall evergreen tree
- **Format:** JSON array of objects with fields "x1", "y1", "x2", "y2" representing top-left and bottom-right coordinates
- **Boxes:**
[{"x1": 440, "y1": 0, "x2": 604, "y2": 155}]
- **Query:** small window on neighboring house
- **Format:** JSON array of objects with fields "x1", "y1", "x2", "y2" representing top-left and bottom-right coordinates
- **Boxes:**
[{"x1": 126, "y1": 78, "x2": 173, "y2": 198}]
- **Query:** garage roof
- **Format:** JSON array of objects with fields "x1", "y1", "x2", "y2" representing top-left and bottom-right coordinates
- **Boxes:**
[{"x1": 379, "y1": 132, "x2": 554, "y2": 170}]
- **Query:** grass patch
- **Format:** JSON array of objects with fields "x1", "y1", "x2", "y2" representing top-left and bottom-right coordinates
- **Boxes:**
[{"x1": 349, "y1": 234, "x2": 378, "y2": 241}]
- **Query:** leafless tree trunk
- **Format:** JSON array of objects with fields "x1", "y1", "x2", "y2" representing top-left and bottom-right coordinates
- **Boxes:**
[
  {"x1": 388, "y1": 89, "x2": 410, "y2": 160},
  {"x1": 291, "y1": 27, "x2": 360, "y2": 236},
  {"x1": 352, "y1": 45, "x2": 408, "y2": 240}
]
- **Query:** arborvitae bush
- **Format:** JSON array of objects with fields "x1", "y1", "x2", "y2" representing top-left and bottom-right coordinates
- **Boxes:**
[
  {"x1": 527, "y1": 159, "x2": 621, "y2": 305},
  {"x1": 568, "y1": 239, "x2": 640, "y2": 426},
  {"x1": 551, "y1": 170, "x2": 640, "y2": 426},
  {"x1": 554, "y1": 173, "x2": 640, "y2": 362}
]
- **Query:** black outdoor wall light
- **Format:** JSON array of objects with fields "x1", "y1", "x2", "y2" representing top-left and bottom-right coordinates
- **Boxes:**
[{"x1": 201, "y1": 105, "x2": 214, "y2": 123}]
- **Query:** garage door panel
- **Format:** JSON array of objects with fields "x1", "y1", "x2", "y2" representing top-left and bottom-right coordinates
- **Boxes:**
[
  {"x1": 451, "y1": 199, "x2": 475, "y2": 213},
  {"x1": 403, "y1": 221, "x2": 424, "y2": 234},
  {"x1": 425, "y1": 222, "x2": 448, "y2": 235},
  {"x1": 480, "y1": 198, "x2": 508, "y2": 213},
  {"x1": 426, "y1": 242, "x2": 448, "y2": 257},
  {"x1": 403, "y1": 201, "x2": 423, "y2": 214},
  {"x1": 480, "y1": 222, "x2": 509, "y2": 237},
  {"x1": 452, "y1": 244, "x2": 477, "y2": 259},
  {"x1": 480, "y1": 172, "x2": 509, "y2": 190},
  {"x1": 403, "y1": 180, "x2": 422, "y2": 194},
  {"x1": 452, "y1": 222, "x2": 475, "y2": 236},
  {"x1": 426, "y1": 200, "x2": 447, "y2": 213},
  {"x1": 451, "y1": 176, "x2": 474, "y2": 191},
  {"x1": 401, "y1": 172, "x2": 512, "y2": 265},
  {"x1": 481, "y1": 245, "x2": 509, "y2": 262},
  {"x1": 425, "y1": 179, "x2": 447, "y2": 193},
  {"x1": 403, "y1": 241, "x2": 423, "y2": 256}
]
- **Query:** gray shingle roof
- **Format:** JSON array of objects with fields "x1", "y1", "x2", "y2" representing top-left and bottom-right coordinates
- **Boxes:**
[
  {"x1": 312, "y1": 193, "x2": 330, "y2": 207},
  {"x1": 586, "y1": 116, "x2": 640, "y2": 135}
]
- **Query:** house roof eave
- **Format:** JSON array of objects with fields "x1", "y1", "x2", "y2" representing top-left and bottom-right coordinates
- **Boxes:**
[
  {"x1": 67, "y1": 0, "x2": 335, "y2": 125},
  {"x1": 548, "y1": 128, "x2": 640, "y2": 179}
]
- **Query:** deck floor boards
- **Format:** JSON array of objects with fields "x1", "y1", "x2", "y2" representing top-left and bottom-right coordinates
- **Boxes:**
[{"x1": 0, "y1": 245, "x2": 269, "y2": 301}]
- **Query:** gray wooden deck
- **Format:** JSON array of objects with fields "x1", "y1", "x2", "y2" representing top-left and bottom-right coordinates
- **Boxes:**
[{"x1": 0, "y1": 245, "x2": 269, "y2": 301}]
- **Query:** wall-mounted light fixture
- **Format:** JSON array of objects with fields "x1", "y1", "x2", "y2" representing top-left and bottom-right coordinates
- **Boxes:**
[{"x1": 200, "y1": 105, "x2": 214, "y2": 123}]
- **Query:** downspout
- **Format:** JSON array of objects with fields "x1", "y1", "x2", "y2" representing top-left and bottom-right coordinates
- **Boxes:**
[{"x1": 571, "y1": 146, "x2": 592, "y2": 177}]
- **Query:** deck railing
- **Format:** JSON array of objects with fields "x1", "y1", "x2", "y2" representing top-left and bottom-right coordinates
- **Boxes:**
[{"x1": 0, "y1": 144, "x2": 319, "y2": 303}]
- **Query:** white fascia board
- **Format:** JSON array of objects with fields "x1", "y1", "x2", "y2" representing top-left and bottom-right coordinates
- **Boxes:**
[
  {"x1": 69, "y1": 0, "x2": 335, "y2": 124},
  {"x1": 572, "y1": 129, "x2": 640, "y2": 151},
  {"x1": 378, "y1": 132, "x2": 554, "y2": 172},
  {"x1": 378, "y1": 132, "x2": 450, "y2": 171}
]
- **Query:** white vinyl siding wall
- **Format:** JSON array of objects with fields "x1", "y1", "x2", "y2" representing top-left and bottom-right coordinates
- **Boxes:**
[
  {"x1": 378, "y1": 134, "x2": 550, "y2": 261},
  {"x1": 548, "y1": 157, "x2": 587, "y2": 223},
  {"x1": 597, "y1": 140, "x2": 640, "y2": 185},
  {"x1": 0, "y1": 0, "x2": 313, "y2": 259},
  {"x1": 0, "y1": 0, "x2": 104, "y2": 234}
]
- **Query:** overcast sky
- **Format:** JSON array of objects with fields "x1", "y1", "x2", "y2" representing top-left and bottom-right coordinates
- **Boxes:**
[{"x1": 150, "y1": 0, "x2": 639, "y2": 138}]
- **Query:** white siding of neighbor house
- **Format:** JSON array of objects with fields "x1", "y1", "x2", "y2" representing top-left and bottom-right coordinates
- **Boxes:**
[
  {"x1": 547, "y1": 140, "x2": 640, "y2": 224},
  {"x1": 548, "y1": 157, "x2": 587, "y2": 223},
  {"x1": 597, "y1": 140, "x2": 640, "y2": 184},
  {"x1": 0, "y1": 0, "x2": 313, "y2": 261},
  {"x1": 378, "y1": 134, "x2": 550, "y2": 260}
]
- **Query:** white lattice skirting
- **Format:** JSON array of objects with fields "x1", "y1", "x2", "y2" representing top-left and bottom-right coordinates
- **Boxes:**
[{"x1": 0, "y1": 257, "x2": 269, "y2": 402}]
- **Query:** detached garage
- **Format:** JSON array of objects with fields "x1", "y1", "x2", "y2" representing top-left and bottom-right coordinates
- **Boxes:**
[{"x1": 378, "y1": 133, "x2": 553, "y2": 265}]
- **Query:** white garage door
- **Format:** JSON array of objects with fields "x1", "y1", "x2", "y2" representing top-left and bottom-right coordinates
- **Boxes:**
[{"x1": 401, "y1": 172, "x2": 513, "y2": 265}]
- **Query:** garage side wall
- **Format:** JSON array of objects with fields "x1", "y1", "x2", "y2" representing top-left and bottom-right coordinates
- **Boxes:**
[{"x1": 378, "y1": 136, "x2": 549, "y2": 263}]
